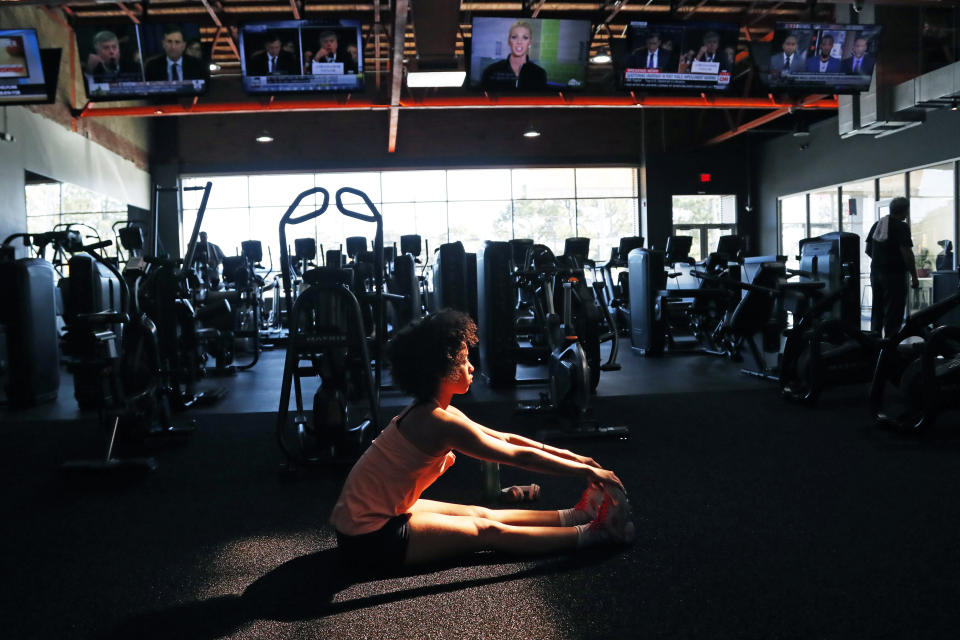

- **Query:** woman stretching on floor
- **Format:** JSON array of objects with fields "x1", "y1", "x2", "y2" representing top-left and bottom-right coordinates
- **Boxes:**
[{"x1": 330, "y1": 309, "x2": 634, "y2": 569}]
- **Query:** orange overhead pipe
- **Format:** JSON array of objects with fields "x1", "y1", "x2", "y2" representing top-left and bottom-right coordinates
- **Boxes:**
[
  {"x1": 398, "y1": 94, "x2": 837, "y2": 109},
  {"x1": 77, "y1": 98, "x2": 386, "y2": 118},
  {"x1": 76, "y1": 94, "x2": 837, "y2": 118},
  {"x1": 704, "y1": 94, "x2": 829, "y2": 145}
]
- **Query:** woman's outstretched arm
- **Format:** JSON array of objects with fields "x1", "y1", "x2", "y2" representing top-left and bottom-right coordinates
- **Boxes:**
[
  {"x1": 445, "y1": 405, "x2": 602, "y2": 469},
  {"x1": 434, "y1": 409, "x2": 623, "y2": 490}
]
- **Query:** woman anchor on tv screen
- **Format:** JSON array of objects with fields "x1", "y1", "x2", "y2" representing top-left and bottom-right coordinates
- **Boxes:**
[{"x1": 480, "y1": 20, "x2": 547, "y2": 91}]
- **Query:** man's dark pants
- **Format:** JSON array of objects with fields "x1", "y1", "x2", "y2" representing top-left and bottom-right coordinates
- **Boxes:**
[{"x1": 870, "y1": 270, "x2": 908, "y2": 338}]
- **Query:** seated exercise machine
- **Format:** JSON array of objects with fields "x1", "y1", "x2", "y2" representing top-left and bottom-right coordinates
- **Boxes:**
[
  {"x1": 400, "y1": 234, "x2": 432, "y2": 316},
  {"x1": 594, "y1": 236, "x2": 645, "y2": 338},
  {"x1": 387, "y1": 236, "x2": 423, "y2": 332},
  {"x1": 478, "y1": 240, "x2": 627, "y2": 441},
  {"x1": 628, "y1": 237, "x2": 736, "y2": 356}
]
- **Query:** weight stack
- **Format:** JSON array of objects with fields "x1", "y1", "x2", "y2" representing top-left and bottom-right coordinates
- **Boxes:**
[
  {"x1": 0, "y1": 258, "x2": 60, "y2": 407},
  {"x1": 477, "y1": 241, "x2": 517, "y2": 386},
  {"x1": 628, "y1": 248, "x2": 667, "y2": 355}
]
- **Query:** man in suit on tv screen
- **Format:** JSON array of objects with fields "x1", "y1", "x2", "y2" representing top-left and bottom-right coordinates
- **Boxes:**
[
  {"x1": 84, "y1": 30, "x2": 140, "y2": 81},
  {"x1": 841, "y1": 36, "x2": 875, "y2": 75},
  {"x1": 145, "y1": 24, "x2": 208, "y2": 81},
  {"x1": 624, "y1": 32, "x2": 673, "y2": 71},
  {"x1": 769, "y1": 33, "x2": 806, "y2": 78},
  {"x1": 307, "y1": 30, "x2": 357, "y2": 75},
  {"x1": 247, "y1": 32, "x2": 298, "y2": 76},
  {"x1": 805, "y1": 34, "x2": 841, "y2": 73}
]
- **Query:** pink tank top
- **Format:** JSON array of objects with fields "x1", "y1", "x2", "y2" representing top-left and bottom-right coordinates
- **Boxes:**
[{"x1": 329, "y1": 411, "x2": 456, "y2": 536}]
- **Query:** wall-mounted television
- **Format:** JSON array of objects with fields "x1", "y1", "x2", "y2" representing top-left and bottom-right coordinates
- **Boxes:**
[
  {"x1": 238, "y1": 19, "x2": 363, "y2": 94},
  {"x1": 469, "y1": 17, "x2": 590, "y2": 91},
  {"x1": 75, "y1": 22, "x2": 209, "y2": 100},
  {"x1": 754, "y1": 23, "x2": 882, "y2": 93},
  {"x1": 618, "y1": 21, "x2": 740, "y2": 91},
  {"x1": 0, "y1": 28, "x2": 49, "y2": 103}
]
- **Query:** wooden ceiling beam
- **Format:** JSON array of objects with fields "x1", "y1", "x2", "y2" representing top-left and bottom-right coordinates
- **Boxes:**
[
  {"x1": 199, "y1": 0, "x2": 240, "y2": 61},
  {"x1": 388, "y1": 0, "x2": 410, "y2": 153}
]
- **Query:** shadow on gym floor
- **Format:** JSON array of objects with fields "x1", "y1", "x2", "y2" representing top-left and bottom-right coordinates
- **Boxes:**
[{"x1": 102, "y1": 547, "x2": 612, "y2": 640}]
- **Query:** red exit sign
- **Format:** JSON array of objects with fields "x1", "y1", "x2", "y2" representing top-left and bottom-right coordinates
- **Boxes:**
[{"x1": 699, "y1": 173, "x2": 712, "y2": 183}]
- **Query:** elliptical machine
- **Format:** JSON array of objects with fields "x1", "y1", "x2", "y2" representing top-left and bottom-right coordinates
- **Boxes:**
[
  {"x1": 275, "y1": 187, "x2": 386, "y2": 472},
  {"x1": 59, "y1": 236, "x2": 194, "y2": 474},
  {"x1": 779, "y1": 232, "x2": 882, "y2": 404},
  {"x1": 869, "y1": 288, "x2": 960, "y2": 432}
]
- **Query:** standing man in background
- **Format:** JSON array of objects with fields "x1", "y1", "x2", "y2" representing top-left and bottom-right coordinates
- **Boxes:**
[
  {"x1": 194, "y1": 231, "x2": 225, "y2": 290},
  {"x1": 866, "y1": 197, "x2": 919, "y2": 338}
]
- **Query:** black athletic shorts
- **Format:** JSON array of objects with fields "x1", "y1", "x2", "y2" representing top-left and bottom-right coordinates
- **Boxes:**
[{"x1": 335, "y1": 513, "x2": 411, "y2": 570}]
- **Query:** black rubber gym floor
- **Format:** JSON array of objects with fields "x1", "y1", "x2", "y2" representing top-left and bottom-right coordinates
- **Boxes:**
[{"x1": 3, "y1": 350, "x2": 960, "y2": 639}]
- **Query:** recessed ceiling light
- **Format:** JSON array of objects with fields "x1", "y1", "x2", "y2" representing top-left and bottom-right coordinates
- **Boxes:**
[
  {"x1": 590, "y1": 51, "x2": 612, "y2": 64},
  {"x1": 407, "y1": 71, "x2": 466, "y2": 88},
  {"x1": 255, "y1": 133, "x2": 274, "y2": 143},
  {"x1": 523, "y1": 127, "x2": 540, "y2": 138}
]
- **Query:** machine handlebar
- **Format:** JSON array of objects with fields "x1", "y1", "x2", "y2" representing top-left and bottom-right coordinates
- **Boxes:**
[
  {"x1": 83, "y1": 240, "x2": 112, "y2": 252},
  {"x1": 335, "y1": 187, "x2": 383, "y2": 223},
  {"x1": 280, "y1": 187, "x2": 331, "y2": 226}
]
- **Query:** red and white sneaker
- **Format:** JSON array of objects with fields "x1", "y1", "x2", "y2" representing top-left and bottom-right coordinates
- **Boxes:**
[
  {"x1": 573, "y1": 481, "x2": 606, "y2": 520},
  {"x1": 587, "y1": 487, "x2": 636, "y2": 544}
]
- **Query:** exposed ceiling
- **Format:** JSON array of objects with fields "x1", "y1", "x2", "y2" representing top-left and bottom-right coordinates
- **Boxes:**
[
  {"x1": 3, "y1": 0, "x2": 958, "y2": 150},
  {"x1": 15, "y1": 0, "x2": 952, "y2": 76}
]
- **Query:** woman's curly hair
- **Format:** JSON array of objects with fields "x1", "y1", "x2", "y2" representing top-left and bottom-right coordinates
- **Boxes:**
[{"x1": 388, "y1": 309, "x2": 478, "y2": 401}]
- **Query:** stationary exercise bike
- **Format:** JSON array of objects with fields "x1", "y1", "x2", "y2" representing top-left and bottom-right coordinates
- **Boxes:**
[{"x1": 478, "y1": 241, "x2": 626, "y2": 441}]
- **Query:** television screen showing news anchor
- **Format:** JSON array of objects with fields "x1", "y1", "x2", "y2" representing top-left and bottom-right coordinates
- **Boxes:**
[
  {"x1": 619, "y1": 21, "x2": 740, "y2": 91},
  {"x1": 239, "y1": 19, "x2": 363, "y2": 94},
  {"x1": 469, "y1": 17, "x2": 590, "y2": 91},
  {"x1": 0, "y1": 28, "x2": 49, "y2": 103},
  {"x1": 76, "y1": 22, "x2": 210, "y2": 100},
  {"x1": 756, "y1": 22, "x2": 882, "y2": 93}
]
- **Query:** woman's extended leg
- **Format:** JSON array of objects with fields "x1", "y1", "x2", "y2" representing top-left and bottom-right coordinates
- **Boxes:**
[
  {"x1": 410, "y1": 498, "x2": 561, "y2": 526},
  {"x1": 404, "y1": 511, "x2": 578, "y2": 565}
]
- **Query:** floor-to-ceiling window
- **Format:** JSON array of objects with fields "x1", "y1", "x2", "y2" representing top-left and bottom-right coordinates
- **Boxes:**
[
  {"x1": 777, "y1": 159, "x2": 960, "y2": 324},
  {"x1": 878, "y1": 173, "x2": 907, "y2": 201},
  {"x1": 670, "y1": 194, "x2": 737, "y2": 262},
  {"x1": 181, "y1": 168, "x2": 638, "y2": 266},
  {"x1": 24, "y1": 177, "x2": 129, "y2": 263},
  {"x1": 779, "y1": 193, "x2": 807, "y2": 270},
  {"x1": 809, "y1": 188, "x2": 840, "y2": 243},
  {"x1": 909, "y1": 163, "x2": 955, "y2": 274},
  {"x1": 840, "y1": 179, "x2": 876, "y2": 323}
]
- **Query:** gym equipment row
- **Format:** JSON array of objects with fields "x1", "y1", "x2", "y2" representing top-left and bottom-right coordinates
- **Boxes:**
[{"x1": 621, "y1": 227, "x2": 960, "y2": 433}]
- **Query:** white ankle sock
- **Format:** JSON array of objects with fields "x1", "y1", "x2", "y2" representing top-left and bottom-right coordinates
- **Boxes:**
[
  {"x1": 575, "y1": 523, "x2": 609, "y2": 548},
  {"x1": 558, "y1": 508, "x2": 590, "y2": 527}
]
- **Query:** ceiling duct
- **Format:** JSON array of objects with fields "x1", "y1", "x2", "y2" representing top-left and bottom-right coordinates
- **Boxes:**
[
  {"x1": 897, "y1": 61, "x2": 960, "y2": 111},
  {"x1": 410, "y1": 0, "x2": 463, "y2": 75},
  {"x1": 838, "y1": 76, "x2": 925, "y2": 140},
  {"x1": 840, "y1": 61, "x2": 960, "y2": 140}
]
